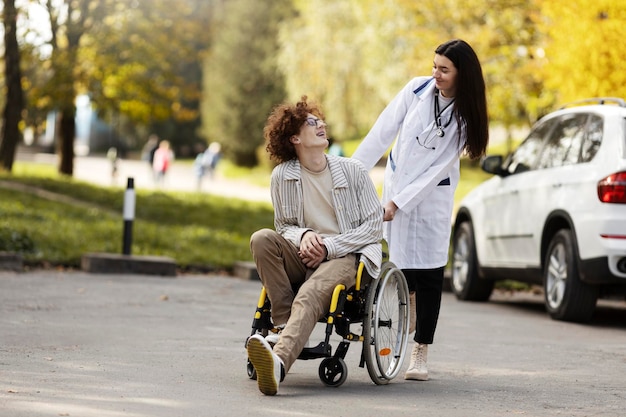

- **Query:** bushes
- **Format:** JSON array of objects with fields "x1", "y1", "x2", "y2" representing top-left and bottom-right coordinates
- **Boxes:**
[{"x1": 0, "y1": 226, "x2": 35, "y2": 253}]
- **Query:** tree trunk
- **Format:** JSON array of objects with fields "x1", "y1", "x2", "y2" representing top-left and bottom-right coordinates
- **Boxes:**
[
  {"x1": 0, "y1": 0, "x2": 24, "y2": 172},
  {"x1": 48, "y1": 0, "x2": 91, "y2": 177},
  {"x1": 58, "y1": 107, "x2": 76, "y2": 175}
]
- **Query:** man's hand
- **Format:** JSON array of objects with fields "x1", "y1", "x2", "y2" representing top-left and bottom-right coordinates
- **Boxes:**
[{"x1": 299, "y1": 231, "x2": 327, "y2": 268}]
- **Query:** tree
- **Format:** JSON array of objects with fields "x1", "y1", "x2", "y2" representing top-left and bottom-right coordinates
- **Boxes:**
[
  {"x1": 20, "y1": 0, "x2": 215, "y2": 168},
  {"x1": 277, "y1": 0, "x2": 418, "y2": 142},
  {"x1": 0, "y1": 0, "x2": 24, "y2": 172},
  {"x1": 82, "y1": 0, "x2": 215, "y2": 156},
  {"x1": 538, "y1": 0, "x2": 626, "y2": 104},
  {"x1": 202, "y1": 0, "x2": 292, "y2": 167}
]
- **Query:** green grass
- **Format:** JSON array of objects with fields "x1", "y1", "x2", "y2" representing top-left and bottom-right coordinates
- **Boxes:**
[
  {"x1": 218, "y1": 159, "x2": 272, "y2": 187},
  {"x1": 1, "y1": 163, "x2": 274, "y2": 271}
]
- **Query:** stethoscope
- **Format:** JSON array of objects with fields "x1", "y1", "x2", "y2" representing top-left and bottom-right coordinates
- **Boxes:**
[
  {"x1": 416, "y1": 90, "x2": 456, "y2": 150},
  {"x1": 433, "y1": 89, "x2": 455, "y2": 137}
]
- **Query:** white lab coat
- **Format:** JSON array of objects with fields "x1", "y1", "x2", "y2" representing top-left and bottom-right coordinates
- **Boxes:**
[{"x1": 352, "y1": 76, "x2": 465, "y2": 269}]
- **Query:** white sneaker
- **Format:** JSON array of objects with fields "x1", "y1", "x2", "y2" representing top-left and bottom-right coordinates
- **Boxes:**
[
  {"x1": 265, "y1": 325, "x2": 284, "y2": 346},
  {"x1": 404, "y1": 343, "x2": 429, "y2": 381},
  {"x1": 247, "y1": 334, "x2": 285, "y2": 395}
]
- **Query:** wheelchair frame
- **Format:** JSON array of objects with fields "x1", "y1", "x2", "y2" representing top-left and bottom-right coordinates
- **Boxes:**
[{"x1": 246, "y1": 261, "x2": 410, "y2": 387}]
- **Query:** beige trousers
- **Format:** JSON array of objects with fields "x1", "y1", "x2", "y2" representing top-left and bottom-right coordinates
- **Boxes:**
[{"x1": 250, "y1": 228, "x2": 356, "y2": 372}]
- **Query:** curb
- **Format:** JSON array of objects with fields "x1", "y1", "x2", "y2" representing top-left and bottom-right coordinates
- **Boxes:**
[
  {"x1": 81, "y1": 252, "x2": 177, "y2": 277},
  {"x1": 233, "y1": 261, "x2": 260, "y2": 281},
  {"x1": 0, "y1": 251, "x2": 23, "y2": 271}
]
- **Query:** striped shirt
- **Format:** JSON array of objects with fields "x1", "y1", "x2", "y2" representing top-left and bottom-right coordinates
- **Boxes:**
[{"x1": 270, "y1": 155, "x2": 384, "y2": 277}]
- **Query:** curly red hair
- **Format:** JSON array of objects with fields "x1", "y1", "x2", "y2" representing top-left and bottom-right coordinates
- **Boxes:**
[{"x1": 263, "y1": 96, "x2": 324, "y2": 163}]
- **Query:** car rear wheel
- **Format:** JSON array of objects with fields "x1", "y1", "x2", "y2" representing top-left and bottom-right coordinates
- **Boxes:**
[
  {"x1": 544, "y1": 229, "x2": 598, "y2": 322},
  {"x1": 451, "y1": 221, "x2": 494, "y2": 301}
]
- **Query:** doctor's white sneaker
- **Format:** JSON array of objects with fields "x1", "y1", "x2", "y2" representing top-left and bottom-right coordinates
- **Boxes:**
[
  {"x1": 404, "y1": 343, "x2": 429, "y2": 381},
  {"x1": 247, "y1": 334, "x2": 285, "y2": 395}
]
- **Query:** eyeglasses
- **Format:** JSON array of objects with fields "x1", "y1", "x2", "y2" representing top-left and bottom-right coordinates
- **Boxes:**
[{"x1": 305, "y1": 117, "x2": 325, "y2": 128}]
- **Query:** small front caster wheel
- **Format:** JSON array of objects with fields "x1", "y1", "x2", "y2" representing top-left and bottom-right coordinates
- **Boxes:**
[{"x1": 319, "y1": 357, "x2": 348, "y2": 387}]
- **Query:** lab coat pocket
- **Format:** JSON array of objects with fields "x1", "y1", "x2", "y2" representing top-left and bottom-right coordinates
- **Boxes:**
[{"x1": 429, "y1": 179, "x2": 454, "y2": 208}]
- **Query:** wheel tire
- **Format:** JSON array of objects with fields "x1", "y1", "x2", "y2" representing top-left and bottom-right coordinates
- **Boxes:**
[
  {"x1": 451, "y1": 221, "x2": 493, "y2": 301},
  {"x1": 362, "y1": 262, "x2": 410, "y2": 385},
  {"x1": 319, "y1": 357, "x2": 348, "y2": 387},
  {"x1": 544, "y1": 229, "x2": 598, "y2": 322},
  {"x1": 246, "y1": 358, "x2": 257, "y2": 380}
]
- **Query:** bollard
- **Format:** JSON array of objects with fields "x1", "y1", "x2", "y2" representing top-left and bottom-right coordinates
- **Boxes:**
[{"x1": 122, "y1": 177, "x2": 135, "y2": 255}]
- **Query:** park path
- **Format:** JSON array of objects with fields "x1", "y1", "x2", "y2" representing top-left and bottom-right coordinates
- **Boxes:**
[
  {"x1": 19, "y1": 152, "x2": 385, "y2": 204},
  {"x1": 75, "y1": 155, "x2": 274, "y2": 202},
  {"x1": 18, "y1": 153, "x2": 274, "y2": 202}
]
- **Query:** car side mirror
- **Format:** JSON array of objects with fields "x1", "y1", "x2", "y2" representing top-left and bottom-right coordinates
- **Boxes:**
[{"x1": 480, "y1": 155, "x2": 507, "y2": 176}]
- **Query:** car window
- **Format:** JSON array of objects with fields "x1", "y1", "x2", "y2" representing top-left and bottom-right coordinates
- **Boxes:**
[
  {"x1": 580, "y1": 114, "x2": 603, "y2": 163},
  {"x1": 536, "y1": 113, "x2": 588, "y2": 169},
  {"x1": 505, "y1": 118, "x2": 555, "y2": 174}
]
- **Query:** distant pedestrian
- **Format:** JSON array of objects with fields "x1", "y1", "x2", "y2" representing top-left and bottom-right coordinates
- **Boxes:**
[
  {"x1": 142, "y1": 134, "x2": 160, "y2": 177},
  {"x1": 205, "y1": 142, "x2": 222, "y2": 180},
  {"x1": 152, "y1": 140, "x2": 174, "y2": 187},
  {"x1": 106, "y1": 146, "x2": 120, "y2": 184},
  {"x1": 194, "y1": 142, "x2": 222, "y2": 191}
]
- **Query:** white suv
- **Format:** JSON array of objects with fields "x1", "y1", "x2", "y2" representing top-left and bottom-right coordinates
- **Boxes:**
[{"x1": 451, "y1": 98, "x2": 626, "y2": 322}]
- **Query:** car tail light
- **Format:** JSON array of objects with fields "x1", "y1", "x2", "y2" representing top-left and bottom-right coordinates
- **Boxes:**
[{"x1": 598, "y1": 172, "x2": 626, "y2": 203}]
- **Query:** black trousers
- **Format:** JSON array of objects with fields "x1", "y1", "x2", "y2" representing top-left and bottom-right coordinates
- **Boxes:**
[{"x1": 403, "y1": 267, "x2": 445, "y2": 345}]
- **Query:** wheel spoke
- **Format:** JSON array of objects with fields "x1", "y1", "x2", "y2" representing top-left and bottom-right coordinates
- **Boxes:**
[
  {"x1": 363, "y1": 263, "x2": 410, "y2": 384},
  {"x1": 452, "y1": 234, "x2": 468, "y2": 290},
  {"x1": 373, "y1": 273, "x2": 403, "y2": 374},
  {"x1": 546, "y1": 242, "x2": 568, "y2": 308}
]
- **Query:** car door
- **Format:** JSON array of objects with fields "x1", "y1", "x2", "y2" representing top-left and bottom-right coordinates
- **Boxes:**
[{"x1": 480, "y1": 120, "x2": 555, "y2": 267}]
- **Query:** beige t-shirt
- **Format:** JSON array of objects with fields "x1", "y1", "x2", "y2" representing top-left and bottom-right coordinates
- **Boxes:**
[{"x1": 300, "y1": 164, "x2": 340, "y2": 237}]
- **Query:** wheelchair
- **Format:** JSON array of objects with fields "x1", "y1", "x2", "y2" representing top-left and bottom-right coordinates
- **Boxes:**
[{"x1": 246, "y1": 260, "x2": 410, "y2": 387}]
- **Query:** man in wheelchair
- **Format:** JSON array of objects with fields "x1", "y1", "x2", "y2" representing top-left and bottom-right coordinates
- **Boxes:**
[{"x1": 246, "y1": 96, "x2": 384, "y2": 396}]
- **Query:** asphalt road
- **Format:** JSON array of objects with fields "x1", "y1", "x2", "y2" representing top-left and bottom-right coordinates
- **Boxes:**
[{"x1": 2, "y1": 270, "x2": 625, "y2": 417}]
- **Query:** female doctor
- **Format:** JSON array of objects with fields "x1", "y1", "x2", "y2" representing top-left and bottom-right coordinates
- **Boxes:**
[{"x1": 352, "y1": 39, "x2": 489, "y2": 382}]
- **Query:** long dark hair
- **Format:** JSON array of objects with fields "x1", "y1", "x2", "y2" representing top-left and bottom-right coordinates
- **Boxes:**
[{"x1": 435, "y1": 39, "x2": 489, "y2": 159}]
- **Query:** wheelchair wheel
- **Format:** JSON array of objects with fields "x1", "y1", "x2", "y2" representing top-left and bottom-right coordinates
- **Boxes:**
[
  {"x1": 246, "y1": 358, "x2": 257, "y2": 380},
  {"x1": 245, "y1": 336, "x2": 258, "y2": 380},
  {"x1": 319, "y1": 357, "x2": 348, "y2": 387},
  {"x1": 363, "y1": 262, "x2": 410, "y2": 385}
]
